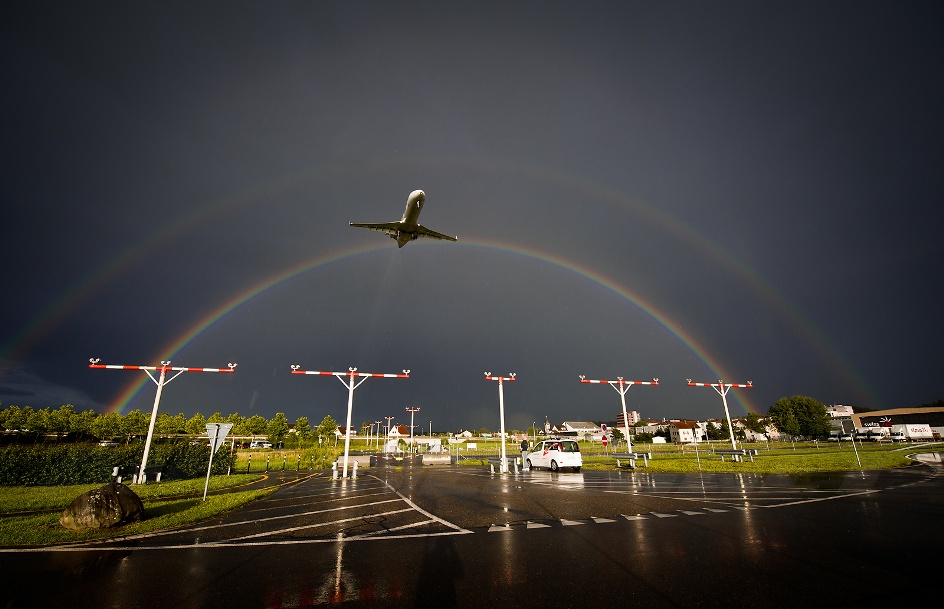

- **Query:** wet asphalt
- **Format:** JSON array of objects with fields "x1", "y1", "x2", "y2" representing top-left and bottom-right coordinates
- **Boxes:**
[{"x1": 1, "y1": 461, "x2": 942, "y2": 608}]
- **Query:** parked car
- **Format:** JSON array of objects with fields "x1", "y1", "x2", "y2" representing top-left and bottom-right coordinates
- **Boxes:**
[
  {"x1": 98, "y1": 440, "x2": 119, "y2": 447},
  {"x1": 249, "y1": 440, "x2": 273, "y2": 449},
  {"x1": 526, "y1": 439, "x2": 582, "y2": 472}
]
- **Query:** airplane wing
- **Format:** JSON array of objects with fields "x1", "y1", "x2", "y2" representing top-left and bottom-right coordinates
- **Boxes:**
[
  {"x1": 349, "y1": 222, "x2": 402, "y2": 235},
  {"x1": 415, "y1": 224, "x2": 458, "y2": 242}
]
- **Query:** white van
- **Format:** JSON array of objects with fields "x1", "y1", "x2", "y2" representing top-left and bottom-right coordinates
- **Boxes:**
[
  {"x1": 526, "y1": 439, "x2": 582, "y2": 472},
  {"x1": 249, "y1": 440, "x2": 272, "y2": 449}
]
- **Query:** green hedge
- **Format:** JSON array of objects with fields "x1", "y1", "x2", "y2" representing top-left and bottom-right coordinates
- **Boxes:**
[{"x1": 0, "y1": 442, "x2": 237, "y2": 486}]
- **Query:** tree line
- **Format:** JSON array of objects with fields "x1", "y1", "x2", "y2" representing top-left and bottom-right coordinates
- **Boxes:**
[
  {"x1": 0, "y1": 394, "x2": 852, "y2": 446},
  {"x1": 0, "y1": 403, "x2": 340, "y2": 447}
]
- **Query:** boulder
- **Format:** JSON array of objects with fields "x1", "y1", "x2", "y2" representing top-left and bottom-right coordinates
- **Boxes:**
[{"x1": 59, "y1": 480, "x2": 145, "y2": 530}]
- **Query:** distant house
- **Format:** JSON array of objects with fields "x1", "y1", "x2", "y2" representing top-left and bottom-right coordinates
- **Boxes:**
[
  {"x1": 669, "y1": 421, "x2": 701, "y2": 443},
  {"x1": 826, "y1": 404, "x2": 855, "y2": 418},
  {"x1": 559, "y1": 421, "x2": 602, "y2": 439},
  {"x1": 742, "y1": 422, "x2": 780, "y2": 442},
  {"x1": 388, "y1": 425, "x2": 410, "y2": 438},
  {"x1": 454, "y1": 430, "x2": 473, "y2": 439},
  {"x1": 635, "y1": 420, "x2": 669, "y2": 435},
  {"x1": 335, "y1": 426, "x2": 357, "y2": 437}
]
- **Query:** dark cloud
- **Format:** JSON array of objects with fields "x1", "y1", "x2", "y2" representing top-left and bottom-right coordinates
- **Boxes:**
[{"x1": 2, "y1": 2, "x2": 942, "y2": 432}]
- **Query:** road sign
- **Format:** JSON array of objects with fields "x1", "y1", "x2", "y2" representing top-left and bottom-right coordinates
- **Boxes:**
[
  {"x1": 204, "y1": 422, "x2": 234, "y2": 501},
  {"x1": 602, "y1": 435, "x2": 608, "y2": 446},
  {"x1": 206, "y1": 423, "x2": 233, "y2": 452}
]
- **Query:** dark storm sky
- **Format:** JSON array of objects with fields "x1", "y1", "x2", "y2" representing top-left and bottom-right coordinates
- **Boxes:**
[{"x1": 2, "y1": 1, "x2": 942, "y2": 433}]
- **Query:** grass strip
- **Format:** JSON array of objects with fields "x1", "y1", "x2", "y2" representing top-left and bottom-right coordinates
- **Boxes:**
[
  {"x1": 0, "y1": 474, "x2": 263, "y2": 514},
  {"x1": 461, "y1": 442, "x2": 923, "y2": 474},
  {"x1": 0, "y1": 487, "x2": 274, "y2": 547}
]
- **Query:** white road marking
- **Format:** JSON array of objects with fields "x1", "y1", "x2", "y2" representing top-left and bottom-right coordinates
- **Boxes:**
[
  {"x1": 94, "y1": 498, "x2": 405, "y2": 543},
  {"x1": 227, "y1": 508, "x2": 415, "y2": 541},
  {"x1": 371, "y1": 475, "x2": 471, "y2": 533}
]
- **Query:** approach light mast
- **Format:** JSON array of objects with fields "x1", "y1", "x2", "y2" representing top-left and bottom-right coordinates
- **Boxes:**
[
  {"x1": 687, "y1": 379, "x2": 753, "y2": 451},
  {"x1": 89, "y1": 358, "x2": 236, "y2": 484},
  {"x1": 291, "y1": 365, "x2": 409, "y2": 478},
  {"x1": 578, "y1": 376, "x2": 658, "y2": 454},
  {"x1": 485, "y1": 372, "x2": 516, "y2": 473}
]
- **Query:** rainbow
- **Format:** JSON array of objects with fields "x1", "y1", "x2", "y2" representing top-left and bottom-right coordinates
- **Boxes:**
[
  {"x1": 106, "y1": 238, "x2": 759, "y2": 415},
  {"x1": 1, "y1": 153, "x2": 880, "y2": 410}
]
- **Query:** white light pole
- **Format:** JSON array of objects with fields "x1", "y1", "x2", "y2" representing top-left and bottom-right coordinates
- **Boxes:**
[
  {"x1": 385, "y1": 416, "x2": 395, "y2": 451},
  {"x1": 89, "y1": 358, "x2": 236, "y2": 484},
  {"x1": 485, "y1": 372, "x2": 516, "y2": 473},
  {"x1": 687, "y1": 379, "x2": 753, "y2": 451},
  {"x1": 291, "y1": 365, "x2": 409, "y2": 478},
  {"x1": 579, "y1": 375, "x2": 658, "y2": 454},
  {"x1": 405, "y1": 407, "x2": 420, "y2": 453},
  {"x1": 374, "y1": 420, "x2": 383, "y2": 450}
]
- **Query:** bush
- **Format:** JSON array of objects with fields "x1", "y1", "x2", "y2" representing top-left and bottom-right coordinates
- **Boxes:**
[{"x1": 0, "y1": 442, "x2": 236, "y2": 486}]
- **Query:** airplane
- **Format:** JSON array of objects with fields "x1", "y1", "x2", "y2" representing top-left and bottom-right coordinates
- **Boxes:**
[{"x1": 350, "y1": 189, "x2": 458, "y2": 248}]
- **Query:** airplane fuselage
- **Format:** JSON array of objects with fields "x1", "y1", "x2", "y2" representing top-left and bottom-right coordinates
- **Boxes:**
[{"x1": 396, "y1": 190, "x2": 425, "y2": 246}]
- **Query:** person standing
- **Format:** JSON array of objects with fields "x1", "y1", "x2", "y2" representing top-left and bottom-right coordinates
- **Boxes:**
[{"x1": 520, "y1": 439, "x2": 530, "y2": 468}]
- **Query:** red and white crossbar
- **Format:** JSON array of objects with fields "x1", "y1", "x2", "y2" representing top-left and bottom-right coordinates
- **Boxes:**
[
  {"x1": 89, "y1": 358, "x2": 236, "y2": 484},
  {"x1": 291, "y1": 366, "x2": 410, "y2": 479},
  {"x1": 485, "y1": 375, "x2": 516, "y2": 383},
  {"x1": 579, "y1": 378, "x2": 657, "y2": 386},
  {"x1": 687, "y1": 380, "x2": 752, "y2": 389},
  {"x1": 291, "y1": 369, "x2": 409, "y2": 378},
  {"x1": 579, "y1": 375, "x2": 658, "y2": 454},
  {"x1": 90, "y1": 364, "x2": 235, "y2": 373},
  {"x1": 687, "y1": 379, "x2": 752, "y2": 451}
]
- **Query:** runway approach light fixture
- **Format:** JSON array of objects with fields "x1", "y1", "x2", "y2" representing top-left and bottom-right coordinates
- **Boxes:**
[
  {"x1": 290, "y1": 364, "x2": 410, "y2": 479},
  {"x1": 578, "y1": 374, "x2": 659, "y2": 454},
  {"x1": 89, "y1": 357, "x2": 236, "y2": 484},
  {"x1": 484, "y1": 372, "x2": 517, "y2": 473},
  {"x1": 686, "y1": 378, "x2": 754, "y2": 451}
]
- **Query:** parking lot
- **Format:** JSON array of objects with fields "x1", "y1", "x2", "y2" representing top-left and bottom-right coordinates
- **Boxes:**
[{"x1": 2, "y1": 462, "x2": 942, "y2": 607}]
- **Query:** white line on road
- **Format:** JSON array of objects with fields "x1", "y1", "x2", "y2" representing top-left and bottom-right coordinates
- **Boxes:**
[{"x1": 227, "y1": 508, "x2": 416, "y2": 541}]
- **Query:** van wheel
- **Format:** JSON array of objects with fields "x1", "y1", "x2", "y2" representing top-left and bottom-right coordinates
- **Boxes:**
[
  {"x1": 526, "y1": 459, "x2": 533, "y2": 470},
  {"x1": 573, "y1": 467, "x2": 581, "y2": 472},
  {"x1": 550, "y1": 460, "x2": 559, "y2": 472}
]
